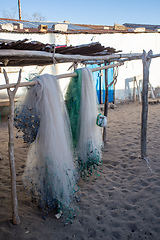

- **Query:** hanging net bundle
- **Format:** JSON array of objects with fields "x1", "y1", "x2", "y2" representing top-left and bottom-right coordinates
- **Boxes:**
[
  {"x1": 14, "y1": 74, "x2": 78, "y2": 224},
  {"x1": 65, "y1": 68, "x2": 102, "y2": 180}
]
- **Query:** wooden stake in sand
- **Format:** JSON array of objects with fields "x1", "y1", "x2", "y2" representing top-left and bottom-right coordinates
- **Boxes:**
[
  {"x1": 3, "y1": 69, "x2": 21, "y2": 225},
  {"x1": 141, "y1": 50, "x2": 152, "y2": 158}
]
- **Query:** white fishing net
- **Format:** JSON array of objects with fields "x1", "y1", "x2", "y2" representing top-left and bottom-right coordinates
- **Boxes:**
[
  {"x1": 77, "y1": 68, "x2": 102, "y2": 159},
  {"x1": 77, "y1": 68, "x2": 102, "y2": 178},
  {"x1": 15, "y1": 74, "x2": 78, "y2": 222}
]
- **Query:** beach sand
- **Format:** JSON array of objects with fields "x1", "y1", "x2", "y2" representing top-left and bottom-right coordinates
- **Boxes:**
[{"x1": 0, "y1": 101, "x2": 160, "y2": 240}]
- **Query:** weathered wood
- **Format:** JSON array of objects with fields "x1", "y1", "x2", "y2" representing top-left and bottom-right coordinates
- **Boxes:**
[
  {"x1": 149, "y1": 53, "x2": 160, "y2": 59},
  {"x1": 103, "y1": 62, "x2": 108, "y2": 144},
  {"x1": 135, "y1": 78, "x2": 141, "y2": 103},
  {"x1": 141, "y1": 50, "x2": 152, "y2": 158},
  {"x1": 0, "y1": 62, "x2": 123, "y2": 90},
  {"x1": 0, "y1": 98, "x2": 18, "y2": 107},
  {"x1": 99, "y1": 69, "x2": 102, "y2": 103},
  {"x1": 55, "y1": 53, "x2": 143, "y2": 62},
  {"x1": 18, "y1": 0, "x2": 21, "y2": 20},
  {"x1": 133, "y1": 76, "x2": 136, "y2": 101},
  {"x1": 0, "y1": 49, "x2": 52, "y2": 59},
  {"x1": 3, "y1": 69, "x2": 21, "y2": 225},
  {"x1": 0, "y1": 50, "x2": 143, "y2": 66},
  {"x1": 148, "y1": 99, "x2": 159, "y2": 104},
  {"x1": 149, "y1": 83, "x2": 155, "y2": 99},
  {"x1": 91, "y1": 62, "x2": 123, "y2": 72},
  {"x1": 1, "y1": 49, "x2": 160, "y2": 68}
]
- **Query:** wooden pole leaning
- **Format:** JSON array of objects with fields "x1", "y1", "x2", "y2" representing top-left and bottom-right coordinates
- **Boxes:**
[
  {"x1": 141, "y1": 50, "x2": 152, "y2": 158},
  {"x1": 3, "y1": 69, "x2": 22, "y2": 225},
  {"x1": 103, "y1": 62, "x2": 109, "y2": 144}
]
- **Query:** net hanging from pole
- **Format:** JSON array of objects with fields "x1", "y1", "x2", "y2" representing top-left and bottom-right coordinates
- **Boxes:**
[
  {"x1": 65, "y1": 68, "x2": 103, "y2": 180},
  {"x1": 14, "y1": 74, "x2": 79, "y2": 224}
]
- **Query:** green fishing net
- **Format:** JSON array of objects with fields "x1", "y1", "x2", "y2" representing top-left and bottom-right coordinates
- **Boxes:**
[
  {"x1": 65, "y1": 69, "x2": 82, "y2": 147},
  {"x1": 65, "y1": 68, "x2": 102, "y2": 180}
]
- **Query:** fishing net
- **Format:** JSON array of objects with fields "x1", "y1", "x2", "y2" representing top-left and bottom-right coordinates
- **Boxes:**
[
  {"x1": 65, "y1": 69, "x2": 82, "y2": 147},
  {"x1": 14, "y1": 74, "x2": 79, "y2": 224},
  {"x1": 65, "y1": 68, "x2": 102, "y2": 180},
  {"x1": 14, "y1": 105, "x2": 40, "y2": 143}
]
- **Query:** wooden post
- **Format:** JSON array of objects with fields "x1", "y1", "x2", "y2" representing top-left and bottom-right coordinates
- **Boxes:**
[
  {"x1": 136, "y1": 78, "x2": 141, "y2": 103},
  {"x1": 103, "y1": 62, "x2": 108, "y2": 144},
  {"x1": 99, "y1": 69, "x2": 102, "y2": 104},
  {"x1": 133, "y1": 76, "x2": 136, "y2": 101},
  {"x1": 141, "y1": 50, "x2": 152, "y2": 158},
  {"x1": 3, "y1": 69, "x2": 22, "y2": 225},
  {"x1": 149, "y1": 83, "x2": 155, "y2": 99},
  {"x1": 18, "y1": 0, "x2": 21, "y2": 20},
  {"x1": 113, "y1": 80, "x2": 115, "y2": 104},
  {"x1": 113, "y1": 66, "x2": 118, "y2": 104}
]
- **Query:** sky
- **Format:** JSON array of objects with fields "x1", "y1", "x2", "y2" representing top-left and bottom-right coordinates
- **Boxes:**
[{"x1": 0, "y1": 0, "x2": 160, "y2": 26}]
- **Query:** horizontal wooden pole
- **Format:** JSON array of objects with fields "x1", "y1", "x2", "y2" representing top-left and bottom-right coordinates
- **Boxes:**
[
  {"x1": 0, "y1": 62, "x2": 123, "y2": 90},
  {"x1": 91, "y1": 62, "x2": 123, "y2": 72},
  {"x1": 119, "y1": 55, "x2": 143, "y2": 62},
  {"x1": 0, "y1": 98, "x2": 19, "y2": 107},
  {"x1": 55, "y1": 53, "x2": 143, "y2": 62},
  {"x1": 0, "y1": 80, "x2": 36, "y2": 90},
  {"x1": 149, "y1": 53, "x2": 160, "y2": 59},
  {"x1": 1, "y1": 49, "x2": 160, "y2": 67},
  {"x1": 0, "y1": 49, "x2": 52, "y2": 58},
  {"x1": 0, "y1": 49, "x2": 143, "y2": 65}
]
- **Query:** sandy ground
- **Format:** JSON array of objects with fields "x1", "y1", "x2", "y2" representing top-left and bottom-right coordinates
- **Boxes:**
[{"x1": 0, "y1": 101, "x2": 160, "y2": 240}]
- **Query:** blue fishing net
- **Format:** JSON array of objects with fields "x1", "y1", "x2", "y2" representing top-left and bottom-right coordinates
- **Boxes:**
[{"x1": 14, "y1": 105, "x2": 40, "y2": 143}]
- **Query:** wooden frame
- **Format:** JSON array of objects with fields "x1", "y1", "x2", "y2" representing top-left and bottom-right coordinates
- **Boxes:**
[
  {"x1": 0, "y1": 60, "x2": 123, "y2": 224},
  {"x1": 0, "y1": 48, "x2": 159, "y2": 224}
]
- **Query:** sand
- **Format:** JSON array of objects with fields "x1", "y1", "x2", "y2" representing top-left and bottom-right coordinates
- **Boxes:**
[{"x1": 0, "y1": 101, "x2": 160, "y2": 240}]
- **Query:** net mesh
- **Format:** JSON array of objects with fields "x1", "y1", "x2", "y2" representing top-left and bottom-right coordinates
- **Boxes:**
[
  {"x1": 65, "y1": 68, "x2": 102, "y2": 180},
  {"x1": 14, "y1": 74, "x2": 79, "y2": 224},
  {"x1": 14, "y1": 105, "x2": 40, "y2": 143}
]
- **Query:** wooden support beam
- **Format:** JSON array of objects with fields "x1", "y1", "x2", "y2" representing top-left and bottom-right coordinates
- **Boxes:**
[
  {"x1": 103, "y1": 62, "x2": 108, "y2": 144},
  {"x1": 135, "y1": 78, "x2": 141, "y2": 103},
  {"x1": 0, "y1": 98, "x2": 18, "y2": 107},
  {"x1": 0, "y1": 62, "x2": 123, "y2": 91},
  {"x1": 55, "y1": 52, "x2": 143, "y2": 62},
  {"x1": 141, "y1": 50, "x2": 152, "y2": 158},
  {"x1": 3, "y1": 69, "x2": 21, "y2": 225},
  {"x1": 0, "y1": 50, "x2": 143, "y2": 66},
  {"x1": 133, "y1": 76, "x2": 136, "y2": 101},
  {"x1": 149, "y1": 53, "x2": 160, "y2": 59},
  {"x1": 149, "y1": 83, "x2": 155, "y2": 99}
]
